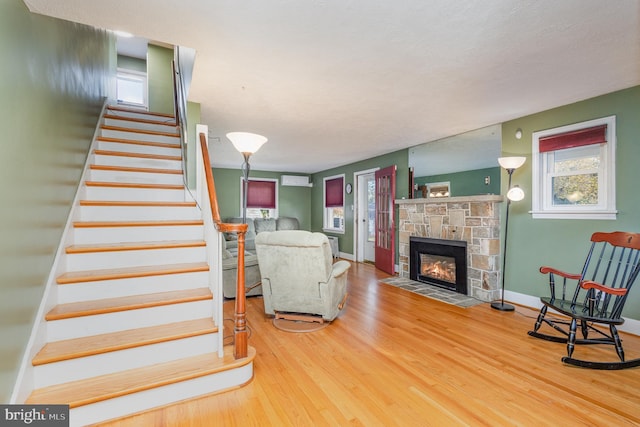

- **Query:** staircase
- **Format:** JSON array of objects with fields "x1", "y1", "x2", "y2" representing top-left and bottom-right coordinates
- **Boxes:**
[{"x1": 24, "y1": 106, "x2": 255, "y2": 426}]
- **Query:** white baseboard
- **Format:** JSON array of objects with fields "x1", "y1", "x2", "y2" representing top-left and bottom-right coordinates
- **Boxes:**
[{"x1": 505, "y1": 290, "x2": 640, "y2": 337}]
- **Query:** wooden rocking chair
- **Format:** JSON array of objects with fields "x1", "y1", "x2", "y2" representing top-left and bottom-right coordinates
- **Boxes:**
[{"x1": 528, "y1": 231, "x2": 640, "y2": 369}]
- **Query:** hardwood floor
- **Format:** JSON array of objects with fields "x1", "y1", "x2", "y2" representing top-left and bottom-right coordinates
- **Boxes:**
[{"x1": 99, "y1": 262, "x2": 640, "y2": 426}]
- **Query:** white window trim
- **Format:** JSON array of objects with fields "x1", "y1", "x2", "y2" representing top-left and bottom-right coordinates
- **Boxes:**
[
  {"x1": 531, "y1": 115, "x2": 617, "y2": 220},
  {"x1": 240, "y1": 177, "x2": 279, "y2": 219},
  {"x1": 323, "y1": 173, "x2": 346, "y2": 234}
]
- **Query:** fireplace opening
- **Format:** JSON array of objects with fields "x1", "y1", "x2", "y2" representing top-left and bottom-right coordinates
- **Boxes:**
[
  {"x1": 420, "y1": 254, "x2": 456, "y2": 284},
  {"x1": 410, "y1": 237, "x2": 467, "y2": 295}
]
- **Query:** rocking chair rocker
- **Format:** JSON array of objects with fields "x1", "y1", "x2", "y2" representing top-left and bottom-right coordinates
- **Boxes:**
[{"x1": 528, "y1": 231, "x2": 640, "y2": 369}]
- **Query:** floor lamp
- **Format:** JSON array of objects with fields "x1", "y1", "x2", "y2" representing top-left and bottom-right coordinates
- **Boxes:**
[
  {"x1": 226, "y1": 132, "x2": 268, "y2": 223},
  {"x1": 491, "y1": 156, "x2": 526, "y2": 312}
]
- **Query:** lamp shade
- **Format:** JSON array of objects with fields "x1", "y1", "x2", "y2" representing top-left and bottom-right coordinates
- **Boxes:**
[
  {"x1": 226, "y1": 132, "x2": 268, "y2": 154},
  {"x1": 507, "y1": 185, "x2": 525, "y2": 202},
  {"x1": 498, "y1": 156, "x2": 526, "y2": 170}
]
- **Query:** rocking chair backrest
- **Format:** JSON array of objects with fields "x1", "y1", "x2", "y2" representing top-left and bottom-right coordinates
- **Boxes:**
[{"x1": 575, "y1": 232, "x2": 640, "y2": 320}]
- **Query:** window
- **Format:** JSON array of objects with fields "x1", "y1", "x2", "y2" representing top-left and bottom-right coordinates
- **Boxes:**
[
  {"x1": 116, "y1": 68, "x2": 148, "y2": 108},
  {"x1": 532, "y1": 116, "x2": 616, "y2": 219},
  {"x1": 323, "y1": 175, "x2": 345, "y2": 233},
  {"x1": 241, "y1": 178, "x2": 278, "y2": 218}
]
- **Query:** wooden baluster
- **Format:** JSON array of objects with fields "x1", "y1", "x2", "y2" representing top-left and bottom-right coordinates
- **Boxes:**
[
  {"x1": 199, "y1": 133, "x2": 248, "y2": 359},
  {"x1": 234, "y1": 231, "x2": 248, "y2": 359}
]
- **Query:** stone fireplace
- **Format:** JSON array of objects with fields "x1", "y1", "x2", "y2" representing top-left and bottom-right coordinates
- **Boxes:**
[{"x1": 396, "y1": 195, "x2": 503, "y2": 302}]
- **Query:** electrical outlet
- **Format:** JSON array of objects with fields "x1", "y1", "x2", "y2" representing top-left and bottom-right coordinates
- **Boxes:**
[{"x1": 484, "y1": 176, "x2": 490, "y2": 185}]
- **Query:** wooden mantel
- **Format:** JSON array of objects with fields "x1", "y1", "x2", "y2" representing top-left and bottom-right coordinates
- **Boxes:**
[{"x1": 396, "y1": 194, "x2": 504, "y2": 205}]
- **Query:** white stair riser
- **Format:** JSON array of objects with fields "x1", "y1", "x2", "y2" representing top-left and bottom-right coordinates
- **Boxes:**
[
  {"x1": 77, "y1": 205, "x2": 200, "y2": 221},
  {"x1": 34, "y1": 333, "x2": 217, "y2": 388},
  {"x1": 65, "y1": 246, "x2": 207, "y2": 271},
  {"x1": 104, "y1": 117, "x2": 178, "y2": 134},
  {"x1": 88, "y1": 169, "x2": 183, "y2": 185},
  {"x1": 69, "y1": 362, "x2": 253, "y2": 427},
  {"x1": 47, "y1": 300, "x2": 214, "y2": 341},
  {"x1": 83, "y1": 186, "x2": 186, "y2": 202},
  {"x1": 71, "y1": 224, "x2": 204, "y2": 245},
  {"x1": 106, "y1": 108, "x2": 175, "y2": 123},
  {"x1": 93, "y1": 153, "x2": 182, "y2": 170},
  {"x1": 101, "y1": 128, "x2": 180, "y2": 145},
  {"x1": 57, "y1": 272, "x2": 210, "y2": 304},
  {"x1": 97, "y1": 140, "x2": 181, "y2": 157}
]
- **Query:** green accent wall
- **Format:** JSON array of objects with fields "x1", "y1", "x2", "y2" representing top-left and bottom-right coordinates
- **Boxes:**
[
  {"x1": 212, "y1": 168, "x2": 312, "y2": 231},
  {"x1": 186, "y1": 101, "x2": 201, "y2": 189},
  {"x1": 147, "y1": 44, "x2": 174, "y2": 114},
  {"x1": 117, "y1": 55, "x2": 146, "y2": 73},
  {"x1": 502, "y1": 85, "x2": 640, "y2": 320},
  {"x1": 311, "y1": 149, "x2": 409, "y2": 258},
  {"x1": 0, "y1": 0, "x2": 113, "y2": 402},
  {"x1": 414, "y1": 167, "x2": 500, "y2": 197}
]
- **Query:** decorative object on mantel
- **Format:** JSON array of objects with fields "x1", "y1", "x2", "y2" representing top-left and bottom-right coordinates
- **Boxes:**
[
  {"x1": 226, "y1": 132, "x2": 268, "y2": 224},
  {"x1": 491, "y1": 156, "x2": 526, "y2": 312}
]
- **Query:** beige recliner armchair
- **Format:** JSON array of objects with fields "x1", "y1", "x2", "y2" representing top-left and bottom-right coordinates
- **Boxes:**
[{"x1": 255, "y1": 230, "x2": 350, "y2": 321}]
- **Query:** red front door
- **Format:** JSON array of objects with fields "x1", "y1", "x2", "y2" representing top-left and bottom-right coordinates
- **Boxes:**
[{"x1": 375, "y1": 165, "x2": 396, "y2": 275}]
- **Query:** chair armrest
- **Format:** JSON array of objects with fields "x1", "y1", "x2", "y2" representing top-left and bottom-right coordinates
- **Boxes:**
[
  {"x1": 539, "y1": 266, "x2": 582, "y2": 280},
  {"x1": 331, "y1": 260, "x2": 351, "y2": 279},
  {"x1": 580, "y1": 280, "x2": 628, "y2": 296}
]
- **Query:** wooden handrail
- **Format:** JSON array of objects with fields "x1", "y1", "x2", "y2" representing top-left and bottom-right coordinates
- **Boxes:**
[{"x1": 199, "y1": 132, "x2": 248, "y2": 359}]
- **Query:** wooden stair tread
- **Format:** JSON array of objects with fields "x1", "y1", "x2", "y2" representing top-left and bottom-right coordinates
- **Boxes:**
[
  {"x1": 93, "y1": 149, "x2": 181, "y2": 161},
  {"x1": 101, "y1": 124, "x2": 179, "y2": 138},
  {"x1": 97, "y1": 136, "x2": 180, "y2": 150},
  {"x1": 27, "y1": 346, "x2": 256, "y2": 408},
  {"x1": 56, "y1": 262, "x2": 209, "y2": 284},
  {"x1": 104, "y1": 114, "x2": 178, "y2": 128},
  {"x1": 66, "y1": 240, "x2": 205, "y2": 254},
  {"x1": 107, "y1": 105, "x2": 176, "y2": 119},
  {"x1": 45, "y1": 287, "x2": 212, "y2": 321},
  {"x1": 89, "y1": 164, "x2": 183, "y2": 175},
  {"x1": 33, "y1": 317, "x2": 216, "y2": 365},
  {"x1": 79, "y1": 200, "x2": 195, "y2": 207},
  {"x1": 73, "y1": 219, "x2": 203, "y2": 228},
  {"x1": 84, "y1": 181, "x2": 183, "y2": 190}
]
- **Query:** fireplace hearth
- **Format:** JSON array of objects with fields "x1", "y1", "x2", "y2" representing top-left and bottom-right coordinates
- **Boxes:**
[{"x1": 410, "y1": 237, "x2": 467, "y2": 295}]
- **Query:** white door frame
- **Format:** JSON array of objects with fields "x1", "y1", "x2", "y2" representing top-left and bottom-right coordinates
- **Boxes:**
[{"x1": 353, "y1": 167, "x2": 379, "y2": 263}]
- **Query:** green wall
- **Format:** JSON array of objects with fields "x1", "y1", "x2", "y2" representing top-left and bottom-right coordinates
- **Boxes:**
[
  {"x1": 147, "y1": 44, "x2": 174, "y2": 114},
  {"x1": 186, "y1": 101, "x2": 201, "y2": 189},
  {"x1": 117, "y1": 54, "x2": 146, "y2": 73},
  {"x1": 212, "y1": 168, "x2": 312, "y2": 231},
  {"x1": 311, "y1": 149, "x2": 409, "y2": 257},
  {"x1": 502, "y1": 85, "x2": 640, "y2": 320},
  {"x1": 0, "y1": 0, "x2": 113, "y2": 402},
  {"x1": 414, "y1": 166, "x2": 500, "y2": 197}
]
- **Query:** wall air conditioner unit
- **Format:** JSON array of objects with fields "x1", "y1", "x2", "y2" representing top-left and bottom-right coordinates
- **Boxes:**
[{"x1": 281, "y1": 175, "x2": 313, "y2": 187}]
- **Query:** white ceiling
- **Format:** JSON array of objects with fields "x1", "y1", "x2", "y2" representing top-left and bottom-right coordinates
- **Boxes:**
[{"x1": 24, "y1": 0, "x2": 640, "y2": 174}]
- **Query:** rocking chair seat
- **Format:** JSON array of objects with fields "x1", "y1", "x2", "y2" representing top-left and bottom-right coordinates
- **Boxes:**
[
  {"x1": 539, "y1": 297, "x2": 621, "y2": 325},
  {"x1": 528, "y1": 231, "x2": 640, "y2": 370}
]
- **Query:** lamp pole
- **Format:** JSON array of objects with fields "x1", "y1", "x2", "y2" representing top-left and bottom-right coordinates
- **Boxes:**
[
  {"x1": 241, "y1": 152, "x2": 251, "y2": 224},
  {"x1": 492, "y1": 167, "x2": 515, "y2": 312}
]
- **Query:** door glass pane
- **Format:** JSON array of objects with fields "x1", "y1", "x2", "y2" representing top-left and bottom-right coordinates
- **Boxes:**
[{"x1": 367, "y1": 178, "x2": 375, "y2": 242}]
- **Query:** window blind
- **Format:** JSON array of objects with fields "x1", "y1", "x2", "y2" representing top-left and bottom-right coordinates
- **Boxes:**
[
  {"x1": 325, "y1": 177, "x2": 344, "y2": 207},
  {"x1": 539, "y1": 124, "x2": 607, "y2": 153},
  {"x1": 246, "y1": 179, "x2": 276, "y2": 209}
]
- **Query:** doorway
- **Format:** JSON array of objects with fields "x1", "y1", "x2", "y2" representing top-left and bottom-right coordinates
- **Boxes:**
[{"x1": 355, "y1": 169, "x2": 377, "y2": 263}]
